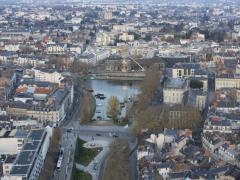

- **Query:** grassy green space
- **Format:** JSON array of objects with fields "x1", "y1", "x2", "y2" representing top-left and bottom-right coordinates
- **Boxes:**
[
  {"x1": 71, "y1": 164, "x2": 92, "y2": 180},
  {"x1": 116, "y1": 120, "x2": 130, "y2": 127},
  {"x1": 74, "y1": 138, "x2": 102, "y2": 166}
]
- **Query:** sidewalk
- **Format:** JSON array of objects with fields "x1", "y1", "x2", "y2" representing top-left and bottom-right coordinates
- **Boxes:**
[{"x1": 75, "y1": 140, "x2": 109, "y2": 180}]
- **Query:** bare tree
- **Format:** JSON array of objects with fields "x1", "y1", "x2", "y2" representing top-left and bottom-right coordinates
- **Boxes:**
[
  {"x1": 136, "y1": 65, "x2": 161, "y2": 111},
  {"x1": 80, "y1": 91, "x2": 95, "y2": 124},
  {"x1": 103, "y1": 139, "x2": 131, "y2": 180},
  {"x1": 39, "y1": 128, "x2": 62, "y2": 180},
  {"x1": 20, "y1": 46, "x2": 35, "y2": 54},
  {"x1": 133, "y1": 104, "x2": 201, "y2": 134}
]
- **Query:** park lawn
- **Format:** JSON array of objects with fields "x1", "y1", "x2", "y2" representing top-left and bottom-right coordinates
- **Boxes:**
[
  {"x1": 74, "y1": 138, "x2": 102, "y2": 166},
  {"x1": 79, "y1": 170, "x2": 92, "y2": 180},
  {"x1": 71, "y1": 164, "x2": 92, "y2": 180},
  {"x1": 116, "y1": 120, "x2": 130, "y2": 127}
]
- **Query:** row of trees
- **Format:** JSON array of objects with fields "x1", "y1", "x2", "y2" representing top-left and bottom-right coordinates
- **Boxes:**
[
  {"x1": 80, "y1": 91, "x2": 96, "y2": 124},
  {"x1": 136, "y1": 65, "x2": 161, "y2": 111},
  {"x1": 103, "y1": 139, "x2": 131, "y2": 180},
  {"x1": 39, "y1": 128, "x2": 62, "y2": 180},
  {"x1": 184, "y1": 28, "x2": 227, "y2": 43},
  {"x1": 133, "y1": 104, "x2": 201, "y2": 134},
  {"x1": 131, "y1": 65, "x2": 201, "y2": 134},
  {"x1": 131, "y1": 65, "x2": 161, "y2": 133},
  {"x1": 69, "y1": 60, "x2": 93, "y2": 75}
]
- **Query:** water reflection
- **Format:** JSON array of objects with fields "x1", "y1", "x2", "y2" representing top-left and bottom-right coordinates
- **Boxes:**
[{"x1": 90, "y1": 80, "x2": 140, "y2": 121}]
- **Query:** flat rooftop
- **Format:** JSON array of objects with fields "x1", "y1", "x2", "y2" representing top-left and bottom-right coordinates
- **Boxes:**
[
  {"x1": 19, "y1": 79, "x2": 50, "y2": 88},
  {"x1": 5, "y1": 155, "x2": 17, "y2": 164},
  {"x1": 0, "y1": 128, "x2": 28, "y2": 138},
  {"x1": 11, "y1": 165, "x2": 29, "y2": 176},
  {"x1": 173, "y1": 63, "x2": 201, "y2": 69},
  {"x1": 22, "y1": 141, "x2": 40, "y2": 151},
  {"x1": 10, "y1": 129, "x2": 47, "y2": 176},
  {"x1": 15, "y1": 151, "x2": 35, "y2": 165},
  {"x1": 52, "y1": 89, "x2": 69, "y2": 104},
  {"x1": 164, "y1": 78, "x2": 187, "y2": 89},
  {"x1": 28, "y1": 129, "x2": 44, "y2": 141}
]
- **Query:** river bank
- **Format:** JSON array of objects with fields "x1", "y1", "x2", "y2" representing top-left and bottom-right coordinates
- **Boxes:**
[
  {"x1": 78, "y1": 79, "x2": 140, "y2": 125},
  {"x1": 90, "y1": 80, "x2": 139, "y2": 122}
]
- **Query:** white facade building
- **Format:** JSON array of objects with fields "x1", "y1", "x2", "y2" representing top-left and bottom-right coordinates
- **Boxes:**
[
  {"x1": 47, "y1": 43, "x2": 66, "y2": 55},
  {"x1": 0, "y1": 129, "x2": 26, "y2": 155},
  {"x1": 2, "y1": 127, "x2": 53, "y2": 180},
  {"x1": 95, "y1": 32, "x2": 115, "y2": 46},
  {"x1": 4, "y1": 44, "x2": 20, "y2": 52},
  {"x1": 119, "y1": 33, "x2": 134, "y2": 42},
  {"x1": 112, "y1": 24, "x2": 134, "y2": 32},
  {"x1": 16, "y1": 56, "x2": 47, "y2": 67},
  {"x1": 163, "y1": 78, "x2": 188, "y2": 104},
  {"x1": 157, "y1": 162, "x2": 172, "y2": 180},
  {"x1": 217, "y1": 144, "x2": 237, "y2": 162},
  {"x1": 216, "y1": 74, "x2": 240, "y2": 90},
  {"x1": 33, "y1": 68, "x2": 64, "y2": 84}
]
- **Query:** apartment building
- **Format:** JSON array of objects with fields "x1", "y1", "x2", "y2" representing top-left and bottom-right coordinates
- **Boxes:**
[
  {"x1": 0, "y1": 129, "x2": 27, "y2": 155},
  {"x1": 16, "y1": 56, "x2": 48, "y2": 67},
  {"x1": 185, "y1": 89, "x2": 207, "y2": 111},
  {"x1": 163, "y1": 78, "x2": 189, "y2": 104},
  {"x1": 203, "y1": 119, "x2": 232, "y2": 134},
  {"x1": 1, "y1": 127, "x2": 52, "y2": 180},
  {"x1": 0, "y1": 68, "x2": 17, "y2": 101},
  {"x1": 46, "y1": 43, "x2": 66, "y2": 55},
  {"x1": 6, "y1": 87, "x2": 73, "y2": 124},
  {"x1": 33, "y1": 68, "x2": 64, "y2": 84},
  {"x1": 172, "y1": 63, "x2": 207, "y2": 78},
  {"x1": 202, "y1": 133, "x2": 225, "y2": 155},
  {"x1": 216, "y1": 74, "x2": 240, "y2": 90},
  {"x1": 95, "y1": 32, "x2": 115, "y2": 46},
  {"x1": 119, "y1": 33, "x2": 134, "y2": 42}
]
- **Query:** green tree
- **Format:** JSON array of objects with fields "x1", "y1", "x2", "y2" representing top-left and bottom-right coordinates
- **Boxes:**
[
  {"x1": 190, "y1": 79, "x2": 203, "y2": 89},
  {"x1": 144, "y1": 34, "x2": 152, "y2": 41},
  {"x1": 108, "y1": 96, "x2": 120, "y2": 122}
]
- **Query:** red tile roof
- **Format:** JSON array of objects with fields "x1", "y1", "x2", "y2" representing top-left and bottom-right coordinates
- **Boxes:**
[{"x1": 34, "y1": 87, "x2": 50, "y2": 94}]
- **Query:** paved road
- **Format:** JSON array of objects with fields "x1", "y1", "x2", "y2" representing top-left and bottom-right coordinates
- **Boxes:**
[
  {"x1": 53, "y1": 132, "x2": 75, "y2": 180},
  {"x1": 53, "y1": 87, "x2": 137, "y2": 180},
  {"x1": 52, "y1": 85, "x2": 84, "y2": 180},
  {"x1": 75, "y1": 139, "x2": 110, "y2": 180},
  {"x1": 55, "y1": 124, "x2": 137, "y2": 180}
]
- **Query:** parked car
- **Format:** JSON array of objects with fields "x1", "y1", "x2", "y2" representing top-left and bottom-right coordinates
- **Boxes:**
[{"x1": 67, "y1": 127, "x2": 73, "y2": 133}]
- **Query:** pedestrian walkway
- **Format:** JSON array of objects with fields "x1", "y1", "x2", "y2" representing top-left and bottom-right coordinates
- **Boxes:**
[{"x1": 75, "y1": 139, "x2": 109, "y2": 180}]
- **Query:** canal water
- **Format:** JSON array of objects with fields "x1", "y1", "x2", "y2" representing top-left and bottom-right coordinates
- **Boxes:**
[{"x1": 90, "y1": 80, "x2": 140, "y2": 121}]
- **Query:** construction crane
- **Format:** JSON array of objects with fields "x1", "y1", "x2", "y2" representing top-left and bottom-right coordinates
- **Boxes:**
[
  {"x1": 119, "y1": 45, "x2": 145, "y2": 72},
  {"x1": 120, "y1": 45, "x2": 128, "y2": 72},
  {"x1": 129, "y1": 57, "x2": 145, "y2": 72}
]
